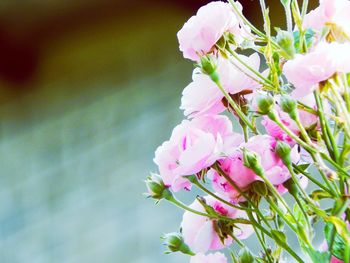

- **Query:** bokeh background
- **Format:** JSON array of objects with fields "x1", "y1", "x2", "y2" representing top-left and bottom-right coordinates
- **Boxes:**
[{"x1": 0, "y1": 1, "x2": 317, "y2": 262}]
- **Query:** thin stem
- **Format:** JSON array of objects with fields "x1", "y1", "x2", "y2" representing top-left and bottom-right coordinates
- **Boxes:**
[
  {"x1": 268, "y1": 110, "x2": 316, "y2": 153},
  {"x1": 258, "y1": 170, "x2": 301, "y2": 229},
  {"x1": 292, "y1": 164, "x2": 334, "y2": 195},
  {"x1": 284, "y1": 2, "x2": 293, "y2": 32},
  {"x1": 246, "y1": 209, "x2": 274, "y2": 263},
  {"x1": 301, "y1": 0, "x2": 309, "y2": 19},
  {"x1": 214, "y1": 80, "x2": 257, "y2": 133},
  {"x1": 294, "y1": 195, "x2": 311, "y2": 232},
  {"x1": 251, "y1": 199, "x2": 304, "y2": 263},
  {"x1": 314, "y1": 90, "x2": 339, "y2": 162},
  {"x1": 227, "y1": 48, "x2": 275, "y2": 89},
  {"x1": 329, "y1": 80, "x2": 350, "y2": 138},
  {"x1": 265, "y1": 197, "x2": 297, "y2": 233},
  {"x1": 191, "y1": 179, "x2": 251, "y2": 211},
  {"x1": 287, "y1": 165, "x2": 315, "y2": 205},
  {"x1": 213, "y1": 163, "x2": 272, "y2": 228}
]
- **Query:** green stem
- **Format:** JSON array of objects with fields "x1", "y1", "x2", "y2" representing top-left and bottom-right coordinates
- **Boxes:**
[
  {"x1": 292, "y1": 164, "x2": 334, "y2": 195},
  {"x1": 287, "y1": 164, "x2": 315, "y2": 205},
  {"x1": 268, "y1": 110, "x2": 316, "y2": 153},
  {"x1": 284, "y1": 2, "x2": 293, "y2": 33},
  {"x1": 329, "y1": 80, "x2": 350, "y2": 138},
  {"x1": 301, "y1": 0, "x2": 309, "y2": 19},
  {"x1": 214, "y1": 80, "x2": 257, "y2": 133},
  {"x1": 250, "y1": 201, "x2": 304, "y2": 263},
  {"x1": 314, "y1": 90, "x2": 339, "y2": 162},
  {"x1": 227, "y1": 48, "x2": 275, "y2": 89},
  {"x1": 213, "y1": 163, "x2": 272, "y2": 228},
  {"x1": 294, "y1": 194, "x2": 311, "y2": 232},
  {"x1": 191, "y1": 178, "x2": 251, "y2": 212},
  {"x1": 246, "y1": 209, "x2": 274, "y2": 263}
]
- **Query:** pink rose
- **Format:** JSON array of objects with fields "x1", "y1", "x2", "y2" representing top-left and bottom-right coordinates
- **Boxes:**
[
  {"x1": 262, "y1": 94, "x2": 320, "y2": 144},
  {"x1": 181, "y1": 54, "x2": 261, "y2": 118},
  {"x1": 284, "y1": 42, "x2": 350, "y2": 98},
  {"x1": 181, "y1": 196, "x2": 253, "y2": 253},
  {"x1": 303, "y1": 0, "x2": 350, "y2": 37},
  {"x1": 177, "y1": 1, "x2": 250, "y2": 61},
  {"x1": 154, "y1": 115, "x2": 242, "y2": 192},
  {"x1": 190, "y1": 252, "x2": 228, "y2": 263},
  {"x1": 283, "y1": 42, "x2": 336, "y2": 98},
  {"x1": 331, "y1": 257, "x2": 344, "y2": 263},
  {"x1": 208, "y1": 135, "x2": 300, "y2": 200}
]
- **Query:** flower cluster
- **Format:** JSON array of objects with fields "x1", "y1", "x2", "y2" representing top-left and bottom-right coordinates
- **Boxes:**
[{"x1": 147, "y1": 0, "x2": 350, "y2": 262}]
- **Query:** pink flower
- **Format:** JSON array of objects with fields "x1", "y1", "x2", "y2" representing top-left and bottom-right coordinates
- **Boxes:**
[
  {"x1": 181, "y1": 54, "x2": 261, "y2": 118},
  {"x1": 303, "y1": 0, "x2": 350, "y2": 37},
  {"x1": 190, "y1": 252, "x2": 228, "y2": 263},
  {"x1": 331, "y1": 257, "x2": 344, "y2": 263},
  {"x1": 262, "y1": 94, "x2": 320, "y2": 144},
  {"x1": 283, "y1": 42, "x2": 336, "y2": 97},
  {"x1": 154, "y1": 115, "x2": 242, "y2": 192},
  {"x1": 208, "y1": 135, "x2": 300, "y2": 200},
  {"x1": 284, "y1": 42, "x2": 350, "y2": 97},
  {"x1": 177, "y1": 1, "x2": 250, "y2": 61},
  {"x1": 181, "y1": 196, "x2": 253, "y2": 253}
]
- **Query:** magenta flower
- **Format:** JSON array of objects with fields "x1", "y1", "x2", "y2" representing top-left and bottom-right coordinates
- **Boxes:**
[
  {"x1": 177, "y1": 1, "x2": 250, "y2": 61},
  {"x1": 181, "y1": 196, "x2": 253, "y2": 253},
  {"x1": 303, "y1": 0, "x2": 350, "y2": 36},
  {"x1": 208, "y1": 135, "x2": 300, "y2": 200},
  {"x1": 190, "y1": 252, "x2": 228, "y2": 263},
  {"x1": 181, "y1": 54, "x2": 261, "y2": 118},
  {"x1": 154, "y1": 115, "x2": 242, "y2": 192}
]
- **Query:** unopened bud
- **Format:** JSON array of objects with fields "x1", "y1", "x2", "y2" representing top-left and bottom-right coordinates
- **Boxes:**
[
  {"x1": 145, "y1": 173, "x2": 171, "y2": 200},
  {"x1": 238, "y1": 247, "x2": 254, "y2": 263},
  {"x1": 243, "y1": 149, "x2": 264, "y2": 176},
  {"x1": 161, "y1": 232, "x2": 195, "y2": 256},
  {"x1": 200, "y1": 56, "x2": 219, "y2": 83},
  {"x1": 283, "y1": 178, "x2": 299, "y2": 196},
  {"x1": 280, "y1": 95, "x2": 297, "y2": 120},
  {"x1": 256, "y1": 94, "x2": 274, "y2": 115},
  {"x1": 275, "y1": 140, "x2": 292, "y2": 167},
  {"x1": 276, "y1": 29, "x2": 295, "y2": 59}
]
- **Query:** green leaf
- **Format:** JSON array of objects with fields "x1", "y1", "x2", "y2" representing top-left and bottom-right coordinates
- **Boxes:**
[
  {"x1": 293, "y1": 29, "x2": 314, "y2": 53},
  {"x1": 296, "y1": 163, "x2": 310, "y2": 172},
  {"x1": 325, "y1": 222, "x2": 346, "y2": 261},
  {"x1": 301, "y1": 245, "x2": 331, "y2": 263},
  {"x1": 271, "y1": 230, "x2": 287, "y2": 247},
  {"x1": 325, "y1": 216, "x2": 350, "y2": 244},
  {"x1": 293, "y1": 203, "x2": 307, "y2": 226},
  {"x1": 251, "y1": 181, "x2": 268, "y2": 197},
  {"x1": 310, "y1": 190, "x2": 333, "y2": 201}
]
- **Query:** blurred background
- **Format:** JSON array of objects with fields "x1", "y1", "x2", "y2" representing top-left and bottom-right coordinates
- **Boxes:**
[{"x1": 0, "y1": 1, "x2": 317, "y2": 262}]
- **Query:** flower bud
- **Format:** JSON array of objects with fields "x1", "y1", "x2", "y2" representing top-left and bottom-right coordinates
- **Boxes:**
[
  {"x1": 283, "y1": 178, "x2": 299, "y2": 196},
  {"x1": 200, "y1": 55, "x2": 219, "y2": 83},
  {"x1": 161, "y1": 232, "x2": 195, "y2": 256},
  {"x1": 243, "y1": 149, "x2": 264, "y2": 176},
  {"x1": 280, "y1": 95, "x2": 297, "y2": 120},
  {"x1": 256, "y1": 94, "x2": 274, "y2": 115},
  {"x1": 145, "y1": 173, "x2": 171, "y2": 201},
  {"x1": 238, "y1": 247, "x2": 254, "y2": 263},
  {"x1": 276, "y1": 29, "x2": 295, "y2": 59},
  {"x1": 275, "y1": 140, "x2": 292, "y2": 167}
]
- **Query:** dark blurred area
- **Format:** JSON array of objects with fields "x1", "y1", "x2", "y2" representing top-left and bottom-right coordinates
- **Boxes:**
[{"x1": 0, "y1": 1, "x2": 317, "y2": 262}]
